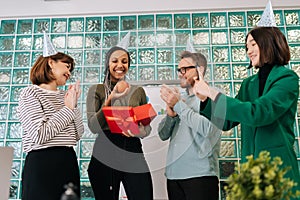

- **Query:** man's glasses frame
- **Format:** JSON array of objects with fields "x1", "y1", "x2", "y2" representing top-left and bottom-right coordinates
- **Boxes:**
[{"x1": 177, "y1": 66, "x2": 197, "y2": 75}]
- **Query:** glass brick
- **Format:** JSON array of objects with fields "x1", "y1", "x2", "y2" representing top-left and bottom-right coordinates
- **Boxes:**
[
  {"x1": 7, "y1": 122, "x2": 22, "y2": 139},
  {"x1": 86, "y1": 17, "x2": 102, "y2": 32},
  {"x1": 11, "y1": 160, "x2": 21, "y2": 178},
  {"x1": 68, "y1": 17, "x2": 84, "y2": 32},
  {"x1": 290, "y1": 62, "x2": 300, "y2": 77},
  {"x1": 67, "y1": 50, "x2": 83, "y2": 66},
  {"x1": 232, "y1": 64, "x2": 249, "y2": 80},
  {"x1": 156, "y1": 14, "x2": 172, "y2": 30},
  {"x1": 219, "y1": 160, "x2": 236, "y2": 179},
  {"x1": 231, "y1": 46, "x2": 247, "y2": 62},
  {"x1": 81, "y1": 181, "x2": 94, "y2": 198},
  {"x1": 210, "y1": 12, "x2": 227, "y2": 27},
  {"x1": 0, "y1": 69, "x2": 11, "y2": 83},
  {"x1": 193, "y1": 30, "x2": 210, "y2": 45},
  {"x1": 230, "y1": 28, "x2": 246, "y2": 44},
  {"x1": 6, "y1": 141, "x2": 22, "y2": 158},
  {"x1": 138, "y1": 66, "x2": 155, "y2": 80},
  {"x1": 82, "y1": 122, "x2": 97, "y2": 139},
  {"x1": 14, "y1": 52, "x2": 30, "y2": 68},
  {"x1": 222, "y1": 129, "x2": 235, "y2": 138},
  {"x1": 174, "y1": 14, "x2": 190, "y2": 29},
  {"x1": 156, "y1": 31, "x2": 174, "y2": 47},
  {"x1": 85, "y1": 33, "x2": 101, "y2": 48},
  {"x1": 0, "y1": 122, "x2": 6, "y2": 138},
  {"x1": 102, "y1": 32, "x2": 118, "y2": 48},
  {"x1": 17, "y1": 19, "x2": 33, "y2": 34},
  {"x1": 8, "y1": 104, "x2": 18, "y2": 120},
  {"x1": 128, "y1": 49, "x2": 137, "y2": 65},
  {"x1": 192, "y1": 13, "x2": 209, "y2": 28},
  {"x1": 121, "y1": 16, "x2": 136, "y2": 31},
  {"x1": 9, "y1": 180, "x2": 20, "y2": 199},
  {"x1": 80, "y1": 140, "x2": 94, "y2": 158},
  {"x1": 103, "y1": 16, "x2": 119, "y2": 31},
  {"x1": 138, "y1": 31, "x2": 155, "y2": 47},
  {"x1": 0, "y1": 52, "x2": 13, "y2": 67},
  {"x1": 174, "y1": 47, "x2": 185, "y2": 63},
  {"x1": 0, "y1": 86, "x2": 9, "y2": 102},
  {"x1": 290, "y1": 44, "x2": 300, "y2": 61},
  {"x1": 228, "y1": 12, "x2": 246, "y2": 27},
  {"x1": 211, "y1": 29, "x2": 228, "y2": 44},
  {"x1": 52, "y1": 18, "x2": 67, "y2": 33},
  {"x1": 10, "y1": 86, "x2": 25, "y2": 102},
  {"x1": 84, "y1": 50, "x2": 101, "y2": 66},
  {"x1": 12, "y1": 69, "x2": 29, "y2": 84},
  {"x1": 174, "y1": 30, "x2": 190, "y2": 46},
  {"x1": 31, "y1": 52, "x2": 42, "y2": 65},
  {"x1": 284, "y1": 10, "x2": 300, "y2": 26},
  {"x1": 138, "y1": 48, "x2": 155, "y2": 64},
  {"x1": 213, "y1": 64, "x2": 231, "y2": 80},
  {"x1": 52, "y1": 34, "x2": 66, "y2": 49},
  {"x1": 0, "y1": 105, "x2": 8, "y2": 120},
  {"x1": 157, "y1": 65, "x2": 174, "y2": 80},
  {"x1": 127, "y1": 65, "x2": 137, "y2": 81},
  {"x1": 67, "y1": 34, "x2": 83, "y2": 49},
  {"x1": 79, "y1": 160, "x2": 90, "y2": 179},
  {"x1": 0, "y1": 36, "x2": 15, "y2": 50},
  {"x1": 1, "y1": 20, "x2": 16, "y2": 34},
  {"x1": 138, "y1": 15, "x2": 154, "y2": 30},
  {"x1": 69, "y1": 67, "x2": 82, "y2": 83},
  {"x1": 33, "y1": 34, "x2": 43, "y2": 50},
  {"x1": 247, "y1": 11, "x2": 261, "y2": 27},
  {"x1": 157, "y1": 48, "x2": 173, "y2": 64},
  {"x1": 83, "y1": 67, "x2": 100, "y2": 83},
  {"x1": 212, "y1": 46, "x2": 229, "y2": 62},
  {"x1": 287, "y1": 27, "x2": 300, "y2": 42},
  {"x1": 16, "y1": 35, "x2": 32, "y2": 50},
  {"x1": 274, "y1": 10, "x2": 284, "y2": 26},
  {"x1": 34, "y1": 19, "x2": 50, "y2": 33},
  {"x1": 214, "y1": 82, "x2": 232, "y2": 96},
  {"x1": 220, "y1": 140, "x2": 236, "y2": 157}
]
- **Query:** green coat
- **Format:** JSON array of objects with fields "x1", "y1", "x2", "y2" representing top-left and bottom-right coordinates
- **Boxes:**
[{"x1": 201, "y1": 65, "x2": 300, "y2": 190}]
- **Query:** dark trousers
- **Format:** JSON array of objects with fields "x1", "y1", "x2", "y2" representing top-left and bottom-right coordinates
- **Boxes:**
[
  {"x1": 22, "y1": 146, "x2": 81, "y2": 200},
  {"x1": 167, "y1": 176, "x2": 219, "y2": 200},
  {"x1": 88, "y1": 156, "x2": 153, "y2": 200}
]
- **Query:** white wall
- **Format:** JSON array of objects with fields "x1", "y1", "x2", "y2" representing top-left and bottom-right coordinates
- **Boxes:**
[{"x1": 1, "y1": 0, "x2": 300, "y2": 18}]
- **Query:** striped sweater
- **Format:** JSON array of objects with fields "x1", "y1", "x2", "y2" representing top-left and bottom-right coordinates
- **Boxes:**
[{"x1": 17, "y1": 85, "x2": 84, "y2": 153}]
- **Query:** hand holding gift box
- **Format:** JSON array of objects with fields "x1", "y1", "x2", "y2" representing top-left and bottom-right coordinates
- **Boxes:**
[{"x1": 102, "y1": 103, "x2": 157, "y2": 134}]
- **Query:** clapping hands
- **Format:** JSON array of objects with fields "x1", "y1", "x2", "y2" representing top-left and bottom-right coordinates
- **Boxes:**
[{"x1": 65, "y1": 80, "x2": 81, "y2": 110}]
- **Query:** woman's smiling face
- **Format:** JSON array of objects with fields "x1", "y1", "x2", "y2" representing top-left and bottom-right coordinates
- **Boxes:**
[
  {"x1": 109, "y1": 50, "x2": 129, "y2": 82},
  {"x1": 246, "y1": 34, "x2": 260, "y2": 67}
]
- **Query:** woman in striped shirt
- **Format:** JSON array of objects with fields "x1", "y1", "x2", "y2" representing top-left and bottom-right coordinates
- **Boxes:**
[{"x1": 17, "y1": 52, "x2": 84, "y2": 200}]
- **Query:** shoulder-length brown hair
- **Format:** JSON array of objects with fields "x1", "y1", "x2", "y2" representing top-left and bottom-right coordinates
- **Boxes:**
[
  {"x1": 30, "y1": 52, "x2": 75, "y2": 85},
  {"x1": 246, "y1": 27, "x2": 290, "y2": 68}
]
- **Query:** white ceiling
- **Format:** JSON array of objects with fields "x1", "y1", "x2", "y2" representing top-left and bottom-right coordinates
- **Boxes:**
[{"x1": 1, "y1": 0, "x2": 300, "y2": 18}]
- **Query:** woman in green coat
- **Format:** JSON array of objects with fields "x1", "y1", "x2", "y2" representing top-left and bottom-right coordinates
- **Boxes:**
[{"x1": 193, "y1": 26, "x2": 300, "y2": 193}]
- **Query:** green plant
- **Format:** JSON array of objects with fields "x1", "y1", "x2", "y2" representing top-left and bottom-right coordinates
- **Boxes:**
[{"x1": 225, "y1": 151, "x2": 300, "y2": 200}]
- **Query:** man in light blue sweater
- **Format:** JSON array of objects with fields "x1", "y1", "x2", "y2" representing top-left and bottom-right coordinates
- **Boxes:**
[{"x1": 158, "y1": 51, "x2": 221, "y2": 200}]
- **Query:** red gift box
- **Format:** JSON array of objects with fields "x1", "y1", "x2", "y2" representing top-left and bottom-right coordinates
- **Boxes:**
[{"x1": 102, "y1": 103, "x2": 157, "y2": 134}]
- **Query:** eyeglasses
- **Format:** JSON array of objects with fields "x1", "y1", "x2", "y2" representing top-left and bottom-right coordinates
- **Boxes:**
[{"x1": 177, "y1": 66, "x2": 196, "y2": 74}]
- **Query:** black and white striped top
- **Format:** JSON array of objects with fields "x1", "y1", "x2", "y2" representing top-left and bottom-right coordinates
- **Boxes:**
[{"x1": 18, "y1": 85, "x2": 84, "y2": 153}]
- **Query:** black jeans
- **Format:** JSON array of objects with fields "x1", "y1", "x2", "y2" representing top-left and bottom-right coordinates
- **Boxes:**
[
  {"x1": 167, "y1": 176, "x2": 219, "y2": 200},
  {"x1": 88, "y1": 156, "x2": 153, "y2": 200}
]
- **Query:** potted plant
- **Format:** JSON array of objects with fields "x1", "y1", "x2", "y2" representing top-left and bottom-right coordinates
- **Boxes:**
[{"x1": 225, "y1": 151, "x2": 300, "y2": 200}]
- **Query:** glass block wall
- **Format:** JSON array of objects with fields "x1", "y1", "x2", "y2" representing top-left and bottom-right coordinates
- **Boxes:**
[{"x1": 1, "y1": 8, "x2": 300, "y2": 200}]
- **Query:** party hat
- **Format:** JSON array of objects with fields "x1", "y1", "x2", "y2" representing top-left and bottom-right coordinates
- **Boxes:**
[
  {"x1": 186, "y1": 37, "x2": 196, "y2": 53},
  {"x1": 257, "y1": 0, "x2": 276, "y2": 27},
  {"x1": 43, "y1": 31, "x2": 58, "y2": 57},
  {"x1": 117, "y1": 32, "x2": 131, "y2": 50}
]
